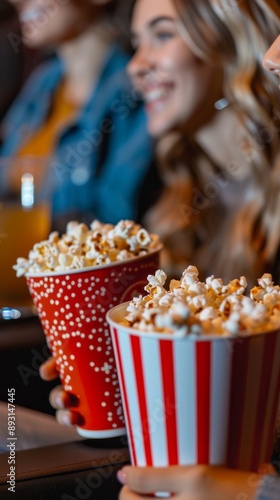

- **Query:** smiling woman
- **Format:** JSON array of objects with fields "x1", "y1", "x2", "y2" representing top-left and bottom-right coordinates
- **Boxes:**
[
  {"x1": 127, "y1": 0, "x2": 221, "y2": 138},
  {"x1": 122, "y1": 0, "x2": 280, "y2": 289}
]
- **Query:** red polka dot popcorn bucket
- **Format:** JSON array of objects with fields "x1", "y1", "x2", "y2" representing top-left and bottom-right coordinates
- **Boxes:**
[{"x1": 15, "y1": 220, "x2": 162, "y2": 437}]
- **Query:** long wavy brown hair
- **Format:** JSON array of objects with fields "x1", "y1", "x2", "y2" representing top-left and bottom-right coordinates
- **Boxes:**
[{"x1": 138, "y1": 0, "x2": 280, "y2": 285}]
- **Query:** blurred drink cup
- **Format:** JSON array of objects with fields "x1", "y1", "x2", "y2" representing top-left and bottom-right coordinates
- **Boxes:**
[
  {"x1": 0, "y1": 156, "x2": 51, "y2": 308},
  {"x1": 107, "y1": 303, "x2": 280, "y2": 471}
]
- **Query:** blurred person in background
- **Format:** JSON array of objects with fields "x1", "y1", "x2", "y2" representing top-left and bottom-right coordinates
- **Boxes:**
[{"x1": 0, "y1": 0, "x2": 160, "y2": 231}]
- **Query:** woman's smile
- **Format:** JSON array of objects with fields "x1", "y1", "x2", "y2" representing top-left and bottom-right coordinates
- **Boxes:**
[{"x1": 128, "y1": 0, "x2": 216, "y2": 137}]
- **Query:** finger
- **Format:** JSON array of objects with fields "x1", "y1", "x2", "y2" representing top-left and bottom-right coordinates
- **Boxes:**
[
  {"x1": 56, "y1": 409, "x2": 85, "y2": 427},
  {"x1": 39, "y1": 357, "x2": 58, "y2": 381},
  {"x1": 49, "y1": 385, "x2": 79, "y2": 410},
  {"x1": 118, "y1": 466, "x2": 185, "y2": 494}
]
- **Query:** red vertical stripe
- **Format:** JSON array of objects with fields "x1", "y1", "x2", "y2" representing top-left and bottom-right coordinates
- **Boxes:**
[
  {"x1": 159, "y1": 340, "x2": 178, "y2": 465},
  {"x1": 250, "y1": 332, "x2": 278, "y2": 471},
  {"x1": 112, "y1": 328, "x2": 137, "y2": 465},
  {"x1": 130, "y1": 335, "x2": 153, "y2": 465},
  {"x1": 226, "y1": 338, "x2": 250, "y2": 468},
  {"x1": 196, "y1": 342, "x2": 211, "y2": 464}
]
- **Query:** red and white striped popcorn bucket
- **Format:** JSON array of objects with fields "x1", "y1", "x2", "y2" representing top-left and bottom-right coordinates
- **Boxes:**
[
  {"x1": 26, "y1": 247, "x2": 161, "y2": 438},
  {"x1": 107, "y1": 302, "x2": 280, "y2": 470}
]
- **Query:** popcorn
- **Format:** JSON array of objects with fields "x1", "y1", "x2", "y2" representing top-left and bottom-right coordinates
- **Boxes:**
[
  {"x1": 123, "y1": 265, "x2": 280, "y2": 337},
  {"x1": 13, "y1": 220, "x2": 160, "y2": 276}
]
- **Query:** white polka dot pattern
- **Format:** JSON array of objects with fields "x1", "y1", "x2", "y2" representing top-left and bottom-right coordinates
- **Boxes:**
[{"x1": 26, "y1": 251, "x2": 161, "y2": 436}]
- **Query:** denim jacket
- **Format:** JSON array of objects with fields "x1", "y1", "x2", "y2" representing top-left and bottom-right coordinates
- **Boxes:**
[{"x1": 0, "y1": 44, "x2": 155, "y2": 229}]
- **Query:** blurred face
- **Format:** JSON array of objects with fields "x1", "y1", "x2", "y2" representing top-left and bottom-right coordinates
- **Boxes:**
[
  {"x1": 9, "y1": 0, "x2": 95, "y2": 49},
  {"x1": 127, "y1": 0, "x2": 216, "y2": 138},
  {"x1": 263, "y1": 35, "x2": 280, "y2": 86}
]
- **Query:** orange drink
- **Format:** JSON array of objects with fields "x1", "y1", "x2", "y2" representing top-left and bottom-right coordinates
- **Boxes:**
[
  {"x1": 0, "y1": 155, "x2": 51, "y2": 307},
  {"x1": 0, "y1": 202, "x2": 51, "y2": 306}
]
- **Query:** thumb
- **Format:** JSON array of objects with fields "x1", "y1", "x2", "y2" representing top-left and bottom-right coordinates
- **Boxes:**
[{"x1": 117, "y1": 466, "x2": 180, "y2": 494}]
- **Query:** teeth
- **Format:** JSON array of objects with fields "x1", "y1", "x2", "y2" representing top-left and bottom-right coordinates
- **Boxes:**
[
  {"x1": 20, "y1": 8, "x2": 44, "y2": 23},
  {"x1": 145, "y1": 88, "x2": 168, "y2": 103}
]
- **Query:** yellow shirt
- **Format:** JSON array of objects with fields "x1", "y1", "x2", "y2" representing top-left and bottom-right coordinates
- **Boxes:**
[
  {"x1": 8, "y1": 84, "x2": 79, "y2": 193},
  {"x1": 17, "y1": 83, "x2": 78, "y2": 158}
]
